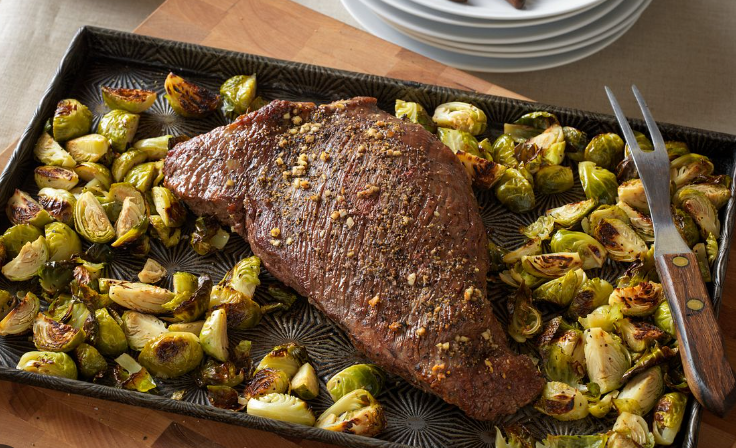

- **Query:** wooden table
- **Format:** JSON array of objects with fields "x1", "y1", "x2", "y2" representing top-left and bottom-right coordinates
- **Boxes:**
[{"x1": 0, "y1": 0, "x2": 734, "y2": 447}]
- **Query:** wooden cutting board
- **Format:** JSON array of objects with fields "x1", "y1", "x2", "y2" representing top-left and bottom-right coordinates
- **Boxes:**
[{"x1": 0, "y1": 0, "x2": 734, "y2": 447}]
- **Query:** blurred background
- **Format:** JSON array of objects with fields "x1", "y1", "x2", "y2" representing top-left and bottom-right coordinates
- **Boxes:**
[{"x1": 1, "y1": 0, "x2": 734, "y2": 153}]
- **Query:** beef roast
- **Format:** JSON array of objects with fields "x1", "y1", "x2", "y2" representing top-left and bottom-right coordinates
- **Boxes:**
[{"x1": 163, "y1": 97, "x2": 544, "y2": 420}]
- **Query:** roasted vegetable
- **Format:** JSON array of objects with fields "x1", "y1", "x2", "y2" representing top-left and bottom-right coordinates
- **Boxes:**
[
  {"x1": 617, "y1": 201, "x2": 653, "y2": 242},
  {"x1": 124, "y1": 161, "x2": 159, "y2": 191},
  {"x1": 74, "y1": 343, "x2": 107, "y2": 378},
  {"x1": 138, "y1": 331, "x2": 203, "y2": 378},
  {"x1": 163, "y1": 274, "x2": 211, "y2": 323},
  {"x1": 38, "y1": 188, "x2": 76, "y2": 225},
  {"x1": 674, "y1": 187, "x2": 721, "y2": 239},
  {"x1": 75, "y1": 192, "x2": 115, "y2": 243},
  {"x1": 111, "y1": 149, "x2": 147, "y2": 182},
  {"x1": 563, "y1": 126, "x2": 588, "y2": 162},
  {"x1": 222, "y1": 256, "x2": 261, "y2": 298},
  {"x1": 0, "y1": 292, "x2": 40, "y2": 336},
  {"x1": 613, "y1": 366, "x2": 664, "y2": 415},
  {"x1": 75, "y1": 162, "x2": 113, "y2": 190},
  {"x1": 168, "y1": 320, "x2": 205, "y2": 335},
  {"x1": 165, "y1": 72, "x2": 220, "y2": 118},
  {"x1": 107, "y1": 279, "x2": 174, "y2": 314},
  {"x1": 32, "y1": 312, "x2": 85, "y2": 352},
  {"x1": 584, "y1": 133, "x2": 625, "y2": 170},
  {"x1": 521, "y1": 252, "x2": 582, "y2": 279},
  {"x1": 190, "y1": 216, "x2": 230, "y2": 255},
  {"x1": 507, "y1": 283, "x2": 543, "y2": 343},
  {"x1": 533, "y1": 269, "x2": 585, "y2": 307},
  {"x1": 94, "y1": 308, "x2": 128, "y2": 356},
  {"x1": 34, "y1": 166, "x2": 79, "y2": 190},
  {"x1": 133, "y1": 135, "x2": 173, "y2": 160},
  {"x1": 432, "y1": 101, "x2": 487, "y2": 135},
  {"x1": 490, "y1": 134, "x2": 518, "y2": 167},
  {"x1": 98, "y1": 109, "x2": 140, "y2": 152},
  {"x1": 579, "y1": 304, "x2": 623, "y2": 332},
  {"x1": 653, "y1": 392, "x2": 687, "y2": 445},
  {"x1": 546, "y1": 199, "x2": 597, "y2": 228},
  {"x1": 247, "y1": 393, "x2": 316, "y2": 426},
  {"x1": 220, "y1": 74, "x2": 257, "y2": 117},
  {"x1": 608, "y1": 412, "x2": 654, "y2": 448},
  {"x1": 514, "y1": 111, "x2": 559, "y2": 131},
  {"x1": 200, "y1": 308, "x2": 229, "y2": 362},
  {"x1": 45, "y1": 222, "x2": 81, "y2": 262},
  {"x1": 395, "y1": 99, "x2": 435, "y2": 132},
  {"x1": 585, "y1": 204, "x2": 630, "y2": 234},
  {"x1": 209, "y1": 284, "x2": 261, "y2": 329},
  {"x1": 114, "y1": 353, "x2": 157, "y2": 392},
  {"x1": 151, "y1": 186, "x2": 186, "y2": 227},
  {"x1": 454, "y1": 149, "x2": 507, "y2": 189},
  {"x1": 101, "y1": 86, "x2": 157, "y2": 113},
  {"x1": 291, "y1": 362, "x2": 319, "y2": 400},
  {"x1": 17, "y1": 351, "x2": 77, "y2": 380},
  {"x1": 437, "y1": 127, "x2": 480, "y2": 156},
  {"x1": 315, "y1": 389, "x2": 385, "y2": 436},
  {"x1": 52, "y1": 99, "x2": 93, "y2": 141},
  {"x1": 535, "y1": 165, "x2": 574, "y2": 194},
  {"x1": 609, "y1": 281, "x2": 663, "y2": 317},
  {"x1": 327, "y1": 364, "x2": 385, "y2": 401},
  {"x1": 579, "y1": 161, "x2": 618, "y2": 205},
  {"x1": 243, "y1": 368, "x2": 290, "y2": 400},
  {"x1": 66, "y1": 134, "x2": 111, "y2": 163},
  {"x1": 521, "y1": 215, "x2": 555, "y2": 240},
  {"x1": 138, "y1": 258, "x2": 166, "y2": 284},
  {"x1": 593, "y1": 218, "x2": 647, "y2": 262},
  {"x1": 670, "y1": 153, "x2": 714, "y2": 189},
  {"x1": 550, "y1": 230, "x2": 607, "y2": 270},
  {"x1": 34, "y1": 132, "x2": 75, "y2": 167},
  {"x1": 538, "y1": 319, "x2": 586, "y2": 387},
  {"x1": 6, "y1": 189, "x2": 52, "y2": 227},
  {"x1": 2, "y1": 236, "x2": 48, "y2": 281},
  {"x1": 615, "y1": 318, "x2": 668, "y2": 352},
  {"x1": 685, "y1": 181, "x2": 732, "y2": 210},
  {"x1": 584, "y1": 327, "x2": 630, "y2": 393},
  {"x1": 528, "y1": 124, "x2": 566, "y2": 166},
  {"x1": 255, "y1": 342, "x2": 308, "y2": 379},
  {"x1": 534, "y1": 381, "x2": 589, "y2": 421},
  {"x1": 206, "y1": 385, "x2": 245, "y2": 411},
  {"x1": 665, "y1": 141, "x2": 690, "y2": 160},
  {"x1": 112, "y1": 196, "x2": 148, "y2": 247},
  {"x1": 495, "y1": 168, "x2": 535, "y2": 213},
  {"x1": 503, "y1": 237, "x2": 543, "y2": 265},
  {"x1": 617, "y1": 179, "x2": 649, "y2": 213},
  {"x1": 196, "y1": 359, "x2": 246, "y2": 388},
  {"x1": 121, "y1": 311, "x2": 168, "y2": 351}
]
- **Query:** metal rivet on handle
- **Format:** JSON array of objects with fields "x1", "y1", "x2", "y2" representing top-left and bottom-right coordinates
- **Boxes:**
[
  {"x1": 673, "y1": 256, "x2": 689, "y2": 267},
  {"x1": 687, "y1": 298, "x2": 705, "y2": 312}
]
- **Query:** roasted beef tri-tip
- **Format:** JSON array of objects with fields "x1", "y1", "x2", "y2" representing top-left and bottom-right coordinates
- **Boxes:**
[{"x1": 163, "y1": 96, "x2": 544, "y2": 420}]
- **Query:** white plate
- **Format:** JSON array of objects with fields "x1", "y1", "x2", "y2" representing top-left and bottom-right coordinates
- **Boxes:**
[
  {"x1": 407, "y1": 0, "x2": 606, "y2": 20},
  {"x1": 379, "y1": 0, "x2": 606, "y2": 28},
  {"x1": 341, "y1": 0, "x2": 647, "y2": 72},
  {"x1": 361, "y1": 0, "x2": 638, "y2": 45}
]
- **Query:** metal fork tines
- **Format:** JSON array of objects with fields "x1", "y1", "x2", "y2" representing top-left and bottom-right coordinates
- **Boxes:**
[{"x1": 604, "y1": 85, "x2": 690, "y2": 255}]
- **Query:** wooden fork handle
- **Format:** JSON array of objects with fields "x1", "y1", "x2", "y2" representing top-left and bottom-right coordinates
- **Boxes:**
[{"x1": 656, "y1": 252, "x2": 736, "y2": 417}]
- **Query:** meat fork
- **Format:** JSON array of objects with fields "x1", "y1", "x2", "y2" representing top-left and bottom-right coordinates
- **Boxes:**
[{"x1": 606, "y1": 85, "x2": 736, "y2": 416}]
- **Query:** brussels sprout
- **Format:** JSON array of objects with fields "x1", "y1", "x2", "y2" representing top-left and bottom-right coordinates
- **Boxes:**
[
  {"x1": 290, "y1": 362, "x2": 319, "y2": 400},
  {"x1": 562, "y1": 126, "x2": 588, "y2": 162},
  {"x1": 394, "y1": 99, "x2": 435, "y2": 132},
  {"x1": 34, "y1": 132, "x2": 76, "y2": 167},
  {"x1": 515, "y1": 111, "x2": 559, "y2": 130},
  {"x1": 623, "y1": 344, "x2": 677, "y2": 383},
  {"x1": 38, "y1": 261, "x2": 74, "y2": 295},
  {"x1": 537, "y1": 435, "x2": 608, "y2": 448},
  {"x1": 538, "y1": 319, "x2": 586, "y2": 387},
  {"x1": 584, "y1": 327, "x2": 630, "y2": 393},
  {"x1": 490, "y1": 134, "x2": 518, "y2": 167},
  {"x1": 589, "y1": 390, "x2": 619, "y2": 418},
  {"x1": 2, "y1": 236, "x2": 48, "y2": 281},
  {"x1": 503, "y1": 123, "x2": 542, "y2": 143},
  {"x1": 218, "y1": 74, "x2": 257, "y2": 118},
  {"x1": 500, "y1": 262, "x2": 546, "y2": 289},
  {"x1": 138, "y1": 331, "x2": 203, "y2": 378},
  {"x1": 653, "y1": 392, "x2": 687, "y2": 445},
  {"x1": 255, "y1": 342, "x2": 308, "y2": 379},
  {"x1": 0, "y1": 292, "x2": 40, "y2": 335},
  {"x1": 266, "y1": 285, "x2": 298, "y2": 311},
  {"x1": 112, "y1": 196, "x2": 148, "y2": 247},
  {"x1": 550, "y1": 230, "x2": 607, "y2": 270},
  {"x1": 74, "y1": 192, "x2": 115, "y2": 243},
  {"x1": 190, "y1": 216, "x2": 230, "y2": 255},
  {"x1": 327, "y1": 364, "x2": 385, "y2": 401},
  {"x1": 163, "y1": 274, "x2": 212, "y2": 322},
  {"x1": 75, "y1": 162, "x2": 113, "y2": 191},
  {"x1": 544, "y1": 199, "x2": 596, "y2": 230},
  {"x1": 0, "y1": 290, "x2": 14, "y2": 321},
  {"x1": 455, "y1": 150, "x2": 507, "y2": 189},
  {"x1": 43, "y1": 222, "x2": 81, "y2": 263},
  {"x1": 121, "y1": 311, "x2": 167, "y2": 351},
  {"x1": 706, "y1": 233, "x2": 718, "y2": 266},
  {"x1": 111, "y1": 148, "x2": 146, "y2": 182},
  {"x1": 584, "y1": 133, "x2": 624, "y2": 169},
  {"x1": 247, "y1": 392, "x2": 316, "y2": 426},
  {"x1": 3, "y1": 225, "x2": 42, "y2": 259},
  {"x1": 437, "y1": 127, "x2": 480, "y2": 157},
  {"x1": 200, "y1": 308, "x2": 229, "y2": 362},
  {"x1": 316, "y1": 388, "x2": 385, "y2": 436},
  {"x1": 151, "y1": 186, "x2": 186, "y2": 227},
  {"x1": 693, "y1": 242, "x2": 711, "y2": 283},
  {"x1": 107, "y1": 279, "x2": 174, "y2": 314},
  {"x1": 615, "y1": 201, "x2": 653, "y2": 242},
  {"x1": 144, "y1": 216, "x2": 178, "y2": 249},
  {"x1": 520, "y1": 216, "x2": 554, "y2": 241},
  {"x1": 17, "y1": 350, "x2": 78, "y2": 380},
  {"x1": 209, "y1": 286, "x2": 261, "y2": 330},
  {"x1": 32, "y1": 312, "x2": 85, "y2": 352},
  {"x1": 593, "y1": 218, "x2": 647, "y2": 263},
  {"x1": 33, "y1": 165, "x2": 78, "y2": 191},
  {"x1": 684, "y1": 182, "x2": 732, "y2": 210},
  {"x1": 101, "y1": 86, "x2": 157, "y2": 113},
  {"x1": 432, "y1": 101, "x2": 487, "y2": 135},
  {"x1": 613, "y1": 367, "x2": 664, "y2": 416},
  {"x1": 502, "y1": 237, "x2": 542, "y2": 265},
  {"x1": 243, "y1": 368, "x2": 291, "y2": 400},
  {"x1": 662, "y1": 141, "x2": 689, "y2": 161},
  {"x1": 615, "y1": 318, "x2": 667, "y2": 353},
  {"x1": 585, "y1": 204, "x2": 630, "y2": 234},
  {"x1": 609, "y1": 412, "x2": 655, "y2": 448},
  {"x1": 6, "y1": 189, "x2": 52, "y2": 227},
  {"x1": 614, "y1": 179, "x2": 649, "y2": 214},
  {"x1": 165, "y1": 72, "x2": 221, "y2": 118},
  {"x1": 221, "y1": 256, "x2": 261, "y2": 298},
  {"x1": 53, "y1": 99, "x2": 92, "y2": 141},
  {"x1": 670, "y1": 206, "x2": 700, "y2": 247},
  {"x1": 495, "y1": 168, "x2": 535, "y2": 213},
  {"x1": 114, "y1": 353, "x2": 157, "y2": 392},
  {"x1": 37, "y1": 188, "x2": 75, "y2": 225},
  {"x1": 529, "y1": 124, "x2": 566, "y2": 166},
  {"x1": 507, "y1": 283, "x2": 543, "y2": 343},
  {"x1": 674, "y1": 187, "x2": 721, "y2": 239},
  {"x1": 196, "y1": 359, "x2": 246, "y2": 388},
  {"x1": 608, "y1": 282, "x2": 662, "y2": 317},
  {"x1": 73, "y1": 261, "x2": 108, "y2": 293},
  {"x1": 521, "y1": 252, "x2": 582, "y2": 279},
  {"x1": 74, "y1": 343, "x2": 107, "y2": 378},
  {"x1": 567, "y1": 277, "x2": 614, "y2": 319},
  {"x1": 670, "y1": 153, "x2": 714, "y2": 189},
  {"x1": 98, "y1": 109, "x2": 140, "y2": 152},
  {"x1": 579, "y1": 161, "x2": 618, "y2": 205},
  {"x1": 535, "y1": 165, "x2": 573, "y2": 195},
  {"x1": 647, "y1": 304, "x2": 675, "y2": 343},
  {"x1": 205, "y1": 385, "x2": 245, "y2": 411},
  {"x1": 65, "y1": 134, "x2": 110, "y2": 164},
  {"x1": 534, "y1": 381, "x2": 589, "y2": 421},
  {"x1": 512, "y1": 140, "x2": 543, "y2": 174},
  {"x1": 533, "y1": 269, "x2": 585, "y2": 307},
  {"x1": 168, "y1": 320, "x2": 205, "y2": 334},
  {"x1": 579, "y1": 304, "x2": 623, "y2": 332},
  {"x1": 133, "y1": 258, "x2": 165, "y2": 285},
  {"x1": 133, "y1": 135, "x2": 173, "y2": 161},
  {"x1": 494, "y1": 426, "x2": 536, "y2": 448},
  {"x1": 94, "y1": 308, "x2": 127, "y2": 356},
  {"x1": 123, "y1": 162, "x2": 158, "y2": 192}
]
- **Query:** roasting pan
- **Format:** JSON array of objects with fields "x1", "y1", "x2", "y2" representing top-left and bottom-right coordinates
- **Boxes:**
[{"x1": 1, "y1": 26, "x2": 734, "y2": 448}]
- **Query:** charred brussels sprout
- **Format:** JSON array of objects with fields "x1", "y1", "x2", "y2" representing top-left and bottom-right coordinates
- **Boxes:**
[
  {"x1": 609, "y1": 412, "x2": 654, "y2": 448},
  {"x1": 75, "y1": 192, "x2": 115, "y2": 243},
  {"x1": 114, "y1": 353, "x2": 157, "y2": 392},
  {"x1": 546, "y1": 199, "x2": 597, "y2": 228},
  {"x1": 315, "y1": 389, "x2": 386, "y2": 436},
  {"x1": 200, "y1": 308, "x2": 229, "y2": 362},
  {"x1": 613, "y1": 367, "x2": 664, "y2": 416},
  {"x1": 538, "y1": 319, "x2": 586, "y2": 386},
  {"x1": 584, "y1": 327, "x2": 630, "y2": 393},
  {"x1": 395, "y1": 99, "x2": 435, "y2": 132},
  {"x1": 163, "y1": 274, "x2": 211, "y2": 323},
  {"x1": 38, "y1": 188, "x2": 76, "y2": 225},
  {"x1": 17, "y1": 351, "x2": 77, "y2": 380},
  {"x1": 437, "y1": 127, "x2": 480, "y2": 156},
  {"x1": 585, "y1": 204, "x2": 630, "y2": 234},
  {"x1": 454, "y1": 149, "x2": 507, "y2": 189},
  {"x1": 94, "y1": 308, "x2": 128, "y2": 356},
  {"x1": 533, "y1": 269, "x2": 585, "y2": 307},
  {"x1": 529, "y1": 124, "x2": 566, "y2": 166},
  {"x1": 593, "y1": 218, "x2": 647, "y2": 262},
  {"x1": 243, "y1": 368, "x2": 290, "y2": 400},
  {"x1": 2, "y1": 236, "x2": 48, "y2": 281},
  {"x1": 45, "y1": 222, "x2": 81, "y2": 262},
  {"x1": 609, "y1": 282, "x2": 662, "y2": 316},
  {"x1": 206, "y1": 385, "x2": 245, "y2": 411},
  {"x1": 521, "y1": 252, "x2": 582, "y2": 279},
  {"x1": 515, "y1": 111, "x2": 559, "y2": 130},
  {"x1": 562, "y1": 126, "x2": 588, "y2": 161},
  {"x1": 327, "y1": 364, "x2": 385, "y2": 401},
  {"x1": 615, "y1": 318, "x2": 668, "y2": 352},
  {"x1": 535, "y1": 165, "x2": 574, "y2": 195},
  {"x1": 653, "y1": 392, "x2": 687, "y2": 445},
  {"x1": 495, "y1": 168, "x2": 535, "y2": 213},
  {"x1": 168, "y1": 320, "x2": 204, "y2": 334},
  {"x1": 165, "y1": 72, "x2": 221, "y2": 118},
  {"x1": 507, "y1": 283, "x2": 543, "y2": 343},
  {"x1": 34, "y1": 132, "x2": 75, "y2": 167},
  {"x1": 579, "y1": 304, "x2": 623, "y2": 332},
  {"x1": 617, "y1": 201, "x2": 653, "y2": 242},
  {"x1": 124, "y1": 161, "x2": 160, "y2": 192},
  {"x1": 653, "y1": 300, "x2": 676, "y2": 337},
  {"x1": 685, "y1": 181, "x2": 732, "y2": 210},
  {"x1": 670, "y1": 153, "x2": 714, "y2": 189},
  {"x1": 53, "y1": 99, "x2": 93, "y2": 141},
  {"x1": 6, "y1": 189, "x2": 52, "y2": 227},
  {"x1": 33, "y1": 313, "x2": 85, "y2": 352},
  {"x1": 112, "y1": 196, "x2": 148, "y2": 248},
  {"x1": 196, "y1": 359, "x2": 246, "y2": 388},
  {"x1": 191, "y1": 216, "x2": 230, "y2": 255},
  {"x1": 138, "y1": 331, "x2": 203, "y2": 378},
  {"x1": 107, "y1": 279, "x2": 174, "y2": 314},
  {"x1": 248, "y1": 393, "x2": 316, "y2": 426},
  {"x1": 584, "y1": 133, "x2": 624, "y2": 169},
  {"x1": 670, "y1": 206, "x2": 700, "y2": 248},
  {"x1": 74, "y1": 343, "x2": 107, "y2": 378},
  {"x1": 2, "y1": 224, "x2": 41, "y2": 257},
  {"x1": 432, "y1": 101, "x2": 487, "y2": 135},
  {"x1": 0, "y1": 290, "x2": 14, "y2": 320},
  {"x1": 665, "y1": 141, "x2": 690, "y2": 160},
  {"x1": 66, "y1": 134, "x2": 111, "y2": 163},
  {"x1": 578, "y1": 161, "x2": 618, "y2": 205},
  {"x1": 133, "y1": 135, "x2": 173, "y2": 161},
  {"x1": 0, "y1": 292, "x2": 40, "y2": 335},
  {"x1": 34, "y1": 166, "x2": 78, "y2": 190},
  {"x1": 75, "y1": 162, "x2": 113, "y2": 191},
  {"x1": 534, "y1": 381, "x2": 589, "y2": 421},
  {"x1": 674, "y1": 187, "x2": 721, "y2": 239},
  {"x1": 618, "y1": 179, "x2": 649, "y2": 213},
  {"x1": 551, "y1": 230, "x2": 607, "y2": 270},
  {"x1": 502, "y1": 237, "x2": 542, "y2": 265},
  {"x1": 111, "y1": 149, "x2": 147, "y2": 183},
  {"x1": 121, "y1": 311, "x2": 168, "y2": 351},
  {"x1": 256, "y1": 342, "x2": 308, "y2": 379},
  {"x1": 210, "y1": 284, "x2": 262, "y2": 329},
  {"x1": 152, "y1": 186, "x2": 186, "y2": 228},
  {"x1": 220, "y1": 74, "x2": 257, "y2": 117},
  {"x1": 101, "y1": 86, "x2": 157, "y2": 113}
]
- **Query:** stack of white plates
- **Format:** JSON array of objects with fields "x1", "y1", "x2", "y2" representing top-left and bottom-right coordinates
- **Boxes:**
[{"x1": 341, "y1": 0, "x2": 652, "y2": 72}]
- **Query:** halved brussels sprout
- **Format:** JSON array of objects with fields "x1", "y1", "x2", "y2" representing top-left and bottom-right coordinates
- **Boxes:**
[
  {"x1": 0, "y1": 290, "x2": 14, "y2": 321},
  {"x1": 34, "y1": 132, "x2": 75, "y2": 167},
  {"x1": 2, "y1": 236, "x2": 48, "y2": 281},
  {"x1": 684, "y1": 182, "x2": 731, "y2": 210},
  {"x1": 33, "y1": 312, "x2": 85, "y2": 352},
  {"x1": 579, "y1": 304, "x2": 623, "y2": 332},
  {"x1": 133, "y1": 135, "x2": 173, "y2": 161},
  {"x1": 94, "y1": 308, "x2": 128, "y2": 356},
  {"x1": 502, "y1": 237, "x2": 542, "y2": 265},
  {"x1": 670, "y1": 206, "x2": 699, "y2": 247},
  {"x1": 38, "y1": 188, "x2": 76, "y2": 225},
  {"x1": 535, "y1": 165, "x2": 573, "y2": 195},
  {"x1": 65, "y1": 134, "x2": 111, "y2": 163},
  {"x1": 196, "y1": 359, "x2": 246, "y2": 388},
  {"x1": 200, "y1": 308, "x2": 229, "y2": 362},
  {"x1": 550, "y1": 230, "x2": 607, "y2": 270},
  {"x1": 53, "y1": 99, "x2": 93, "y2": 141},
  {"x1": 665, "y1": 141, "x2": 690, "y2": 160},
  {"x1": 546, "y1": 198, "x2": 597, "y2": 228},
  {"x1": 6, "y1": 189, "x2": 52, "y2": 227},
  {"x1": 34, "y1": 166, "x2": 79, "y2": 191},
  {"x1": 395, "y1": 99, "x2": 435, "y2": 132},
  {"x1": 534, "y1": 381, "x2": 589, "y2": 421},
  {"x1": 609, "y1": 412, "x2": 654, "y2": 448},
  {"x1": 138, "y1": 258, "x2": 166, "y2": 284},
  {"x1": 490, "y1": 134, "x2": 518, "y2": 167},
  {"x1": 162, "y1": 274, "x2": 211, "y2": 323},
  {"x1": 500, "y1": 262, "x2": 545, "y2": 289},
  {"x1": 124, "y1": 162, "x2": 159, "y2": 192},
  {"x1": 533, "y1": 269, "x2": 585, "y2": 307},
  {"x1": 74, "y1": 343, "x2": 107, "y2": 378},
  {"x1": 222, "y1": 256, "x2": 261, "y2": 298},
  {"x1": 220, "y1": 74, "x2": 257, "y2": 117},
  {"x1": 495, "y1": 168, "x2": 535, "y2": 213},
  {"x1": 111, "y1": 148, "x2": 147, "y2": 182},
  {"x1": 507, "y1": 283, "x2": 543, "y2": 343},
  {"x1": 584, "y1": 133, "x2": 624, "y2": 169},
  {"x1": 107, "y1": 279, "x2": 174, "y2": 314},
  {"x1": 191, "y1": 216, "x2": 230, "y2": 255},
  {"x1": 584, "y1": 327, "x2": 630, "y2": 393},
  {"x1": 693, "y1": 242, "x2": 711, "y2": 283},
  {"x1": 437, "y1": 127, "x2": 480, "y2": 156},
  {"x1": 316, "y1": 389, "x2": 385, "y2": 436},
  {"x1": 653, "y1": 301, "x2": 676, "y2": 337},
  {"x1": 75, "y1": 162, "x2": 113, "y2": 191},
  {"x1": 121, "y1": 310, "x2": 168, "y2": 351},
  {"x1": 0, "y1": 291, "x2": 40, "y2": 335},
  {"x1": 615, "y1": 318, "x2": 668, "y2": 352},
  {"x1": 670, "y1": 153, "x2": 714, "y2": 189},
  {"x1": 609, "y1": 282, "x2": 662, "y2": 317},
  {"x1": 563, "y1": 126, "x2": 588, "y2": 162},
  {"x1": 206, "y1": 385, "x2": 245, "y2": 411},
  {"x1": 248, "y1": 393, "x2": 316, "y2": 426},
  {"x1": 614, "y1": 366, "x2": 664, "y2": 416},
  {"x1": 165, "y1": 72, "x2": 221, "y2": 118},
  {"x1": 17, "y1": 351, "x2": 77, "y2": 380},
  {"x1": 98, "y1": 109, "x2": 140, "y2": 152},
  {"x1": 653, "y1": 392, "x2": 687, "y2": 446},
  {"x1": 515, "y1": 111, "x2": 559, "y2": 130},
  {"x1": 512, "y1": 140, "x2": 542, "y2": 174},
  {"x1": 114, "y1": 352, "x2": 157, "y2": 392},
  {"x1": 138, "y1": 331, "x2": 203, "y2": 378},
  {"x1": 623, "y1": 344, "x2": 677, "y2": 382},
  {"x1": 45, "y1": 222, "x2": 81, "y2": 262},
  {"x1": 521, "y1": 252, "x2": 582, "y2": 279},
  {"x1": 151, "y1": 186, "x2": 187, "y2": 227},
  {"x1": 579, "y1": 161, "x2": 618, "y2": 205},
  {"x1": 75, "y1": 192, "x2": 115, "y2": 243},
  {"x1": 112, "y1": 196, "x2": 148, "y2": 247},
  {"x1": 616, "y1": 201, "x2": 653, "y2": 242},
  {"x1": 529, "y1": 124, "x2": 566, "y2": 166},
  {"x1": 327, "y1": 363, "x2": 385, "y2": 401},
  {"x1": 454, "y1": 150, "x2": 507, "y2": 189},
  {"x1": 289, "y1": 362, "x2": 319, "y2": 401},
  {"x1": 432, "y1": 101, "x2": 487, "y2": 135},
  {"x1": 210, "y1": 283, "x2": 263, "y2": 329},
  {"x1": 674, "y1": 187, "x2": 721, "y2": 239},
  {"x1": 101, "y1": 86, "x2": 157, "y2": 113},
  {"x1": 243, "y1": 368, "x2": 290, "y2": 400},
  {"x1": 585, "y1": 204, "x2": 630, "y2": 234},
  {"x1": 593, "y1": 218, "x2": 647, "y2": 262},
  {"x1": 503, "y1": 123, "x2": 541, "y2": 143},
  {"x1": 616, "y1": 179, "x2": 649, "y2": 213},
  {"x1": 521, "y1": 215, "x2": 555, "y2": 240},
  {"x1": 168, "y1": 320, "x2": 205, "y2": 335},
  {"x1": 538, "y1": 319, "x2": 586, "y2": 387},
  {"x1": 588, "y1": 390, "x2": 619, "y2": 419}
]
